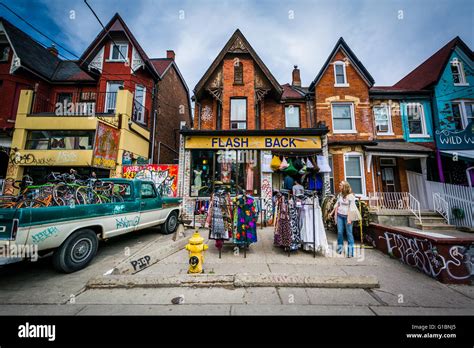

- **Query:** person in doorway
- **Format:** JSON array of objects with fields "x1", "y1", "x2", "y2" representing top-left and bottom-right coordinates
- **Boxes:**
[
  {"x1": 331, "y1": 181, "x2": 355, "y2": 257},
  {"x1": 292, "y1": 181, "x2": 304, "y2": 197}
]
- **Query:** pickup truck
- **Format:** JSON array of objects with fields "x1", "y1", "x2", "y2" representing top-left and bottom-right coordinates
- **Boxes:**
[{"x1": 0, "y1": 178, "x2": 181, "y2": 273}]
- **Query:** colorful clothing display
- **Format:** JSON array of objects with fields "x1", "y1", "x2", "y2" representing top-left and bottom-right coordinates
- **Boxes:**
[
  {"x1": 273, "y1": 194, "x2": 292, "y2": 248},
  {"x1": 300, "y1": 197, "x2": 329, "y2": 254},
  {"x1": 234, "y1": 195, "x2": 258, "y2": 244},
  {"x1": 206, "y1": 192, "x2": 232, "y2": 240}
]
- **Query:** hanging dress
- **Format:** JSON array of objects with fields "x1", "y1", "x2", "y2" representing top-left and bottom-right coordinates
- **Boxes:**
[
  {"x1": 274, "y1": 195, "x2": 292, "y2": 248},
  {"x1": 300, "y1": 197, "x2": 329, "y2": 255},
  {"x1": 207, "y1": 193, "x2": 230, "y2": 240},
  {"x1": 288, "y1": 198, "x2": 302, "y2": 251},
  {"x1": 234, "y1": 195, "x2": 258, "y2": 244}
]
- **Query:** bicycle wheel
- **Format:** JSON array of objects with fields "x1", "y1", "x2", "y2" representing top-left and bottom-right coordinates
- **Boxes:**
[
  {"x1": 17, "y1": 199, "x2": 45, "y2": 208},
  {"x1": 76, "y1": 187, "x2": 101, "y2": 205},
  {"x1": 53, "y1": 183, "x2": 76, "y2": 206}
]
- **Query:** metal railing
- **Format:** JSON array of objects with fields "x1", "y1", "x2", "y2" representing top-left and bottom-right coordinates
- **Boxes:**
[
  {"x1": 433, "y1": 192, "x2": 450, "y2": 224},
  {"x1": 30, "y1": 91, "x2": 118, "y2": 116},
  {"x1": 369, "y1": 192, "x2": 422, "y2": 224}
]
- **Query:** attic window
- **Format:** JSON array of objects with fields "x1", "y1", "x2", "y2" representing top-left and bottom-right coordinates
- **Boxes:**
[
  {"x1": 0, "y1": 45, "x2": 10, "y2": 62},
  {"x1": 451, "y1": 58, "x2": 467, "y2": 85},
  {"x1": 333, "y1": 61, "x2": 348, "y2": 87},
  {"x1": 234, "y1": 61, "x2": 243, "y2": 84},
  {"x1": 109, "y1": 42, "x2": 128, "y2": 62}
]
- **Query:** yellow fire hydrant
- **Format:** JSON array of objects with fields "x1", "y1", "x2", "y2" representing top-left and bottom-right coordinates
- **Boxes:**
[{"x1": 185, "y1": 231, "x2": 208, "y2": 274}]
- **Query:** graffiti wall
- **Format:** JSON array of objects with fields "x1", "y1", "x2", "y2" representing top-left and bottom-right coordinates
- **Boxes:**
[
  {"x1": 123, "y1": 164, "x2": 178, "y2": 197},
  {"x1": 92, "y1": 122, "x2": 120, "y2": 169},
  {"x1": 368, "y1": 223, "x2": 474, "y2": 284}
]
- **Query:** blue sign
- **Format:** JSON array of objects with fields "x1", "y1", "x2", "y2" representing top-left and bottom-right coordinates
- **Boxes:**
[{"x1": 435, "y1": 122, "x2": 474, "y2": 150}]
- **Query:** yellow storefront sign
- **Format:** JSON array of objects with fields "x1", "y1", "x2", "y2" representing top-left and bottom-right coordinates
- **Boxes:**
[{"x1": 185, "y1": 135, "x2": 321, "y2": 149}]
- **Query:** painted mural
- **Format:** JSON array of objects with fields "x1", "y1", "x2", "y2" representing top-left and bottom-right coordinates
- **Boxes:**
[
  {"x1": 123, "y1": 164, "x2": 178, "y2": 197},
  {"x1": 92, "y1": 122, "x2": 120, "y2": 169}
]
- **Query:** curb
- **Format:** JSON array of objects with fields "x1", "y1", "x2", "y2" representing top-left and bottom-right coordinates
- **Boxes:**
[{"x1": 87, "y1": 273, "x2": 379, "y2": 289}]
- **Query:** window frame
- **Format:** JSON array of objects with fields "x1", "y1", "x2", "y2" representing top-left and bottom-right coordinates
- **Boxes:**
[
  {"x1": 331, "y1": 102, "x2": 356, "y2": 134},
  {"x1": 230, "y1": 97, "x2": 247, "y2": 130},
  {"x1": 343, "y1": 152, "x2": 366, "y2": 197},
  {"x1": 451, "y1": 58, "x2": 468, "y2": 86},
  {"x1": 105, "y1": 81, "x2": 124, "y2": 113},
  {"x1": 140, "y1": 182, "x2": 157, "y2": 199},
  {"x1": 406, "y1": 102, "x2": 428, "y2": 138},
  {"x1": 373, "y1": 104, "x2": 394, "y2": 135},
  {"x1": 284, "y1": 105, "x2": 301, "y2": 128},
  {"x1": 134, "y1": 84, "x2": 146, "y2": 124},
  {"x1": 452, "y1": 100, "x2": 474, "y2": 129},
  {"x1": 0, "y1": 45, "x2": 10, "y2": 62},
  {"x1": 108, "y1": 42, "x2": 129, "y2": 62},
  {"x1": 333, "y1": 61, "x2": 349, "y2": 87},
  {"x1": 234, "y1": 61, "x2": 243, "y2": 85}
]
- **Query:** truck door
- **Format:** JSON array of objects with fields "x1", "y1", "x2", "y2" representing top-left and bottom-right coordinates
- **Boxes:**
[{"x1": 139, "y1": 182, "x2": 164, "y2": 229}]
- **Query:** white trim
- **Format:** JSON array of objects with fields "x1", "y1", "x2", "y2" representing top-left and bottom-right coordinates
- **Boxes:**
[
  {"x1": 467, "y1": 166, "x2": 474, "y2": 187},
  {"x1": 343, "y1": 152, "x2": 366, "y2": 196},
  {"x1": 366, "y1": 152, "x2": 429, "y2": 158},
  {"x1": 452, "y1": 100, "x2": 474, "y2": 129},
  {"x1": 331, "y1": 102, "x2": 356, "y2": 133},
  {"x1": 284, "y1": 105, "x2": 301, "y2": 128},
  {"x1": 108, "y1": 42, "x2": 129, "y2": 62},
  {"x1": 134, "y1": 84, "x2": 146, "y2": 124},
  {"x1": 406, "y1": 102, "x2": 428, "y2": 137},
  {"x1": 333, "y1": 61, "x2": 349, "y2": 87},
  {"x1": 451, "y1": 58, "x2": 468, "y2": 85},
  {"x1": 373, "y1": 104, "x2": 393, "y2": 135}
]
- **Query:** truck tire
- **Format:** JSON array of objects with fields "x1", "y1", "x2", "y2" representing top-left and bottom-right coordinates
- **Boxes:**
[
  {"x1": 52, "y1": 229, "x2": 99, "y2": 273},
  {"x1": 162, "y1": 211, "x2": 178, "y2": 235}
]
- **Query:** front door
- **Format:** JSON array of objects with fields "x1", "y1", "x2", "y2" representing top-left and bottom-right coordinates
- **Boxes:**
[{"x1": 382, "y1": 167, "x2": 396, "y2": 192}]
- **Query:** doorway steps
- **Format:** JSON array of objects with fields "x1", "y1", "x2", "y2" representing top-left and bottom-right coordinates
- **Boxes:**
[{"x1": 408, "y1": 211, "x2": 457, "y2": 231}]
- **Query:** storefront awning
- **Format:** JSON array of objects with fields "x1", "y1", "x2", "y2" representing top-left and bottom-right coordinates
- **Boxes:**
[
  {"x1": 441, "y1": 150, "x2": 474, "y2": 161},
  {"x1": 364, "y1": 141, "x2": 432, "y2": 158}
]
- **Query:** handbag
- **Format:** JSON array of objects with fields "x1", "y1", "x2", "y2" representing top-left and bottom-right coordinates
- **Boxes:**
[
  {"x1": 279, "y1": 157, "x2": 289, "y2": 170},
  {"x1": 270, "y1": 155, "x2": 281, "y2": 171},
  {"x1": 347, "y1": 195, "x2": 362, "y2": 222}
]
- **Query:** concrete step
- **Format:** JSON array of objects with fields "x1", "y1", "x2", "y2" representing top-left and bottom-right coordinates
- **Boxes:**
[
  {"x1": 413, "y1": 223, "x2": 458, "y2": 231},
  {"x1": 410, "y1": 216, "x2": 449, "y2": 224},
  {"x1": 420, "y1": 211, "x2": 443, "y2": 217}
]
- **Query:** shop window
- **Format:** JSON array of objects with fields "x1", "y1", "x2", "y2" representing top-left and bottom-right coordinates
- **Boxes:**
[
  {"x1": 406, "y1": 103, "x2": 427, "y2": 137},
  {"x1": 344, "y1": 153, "x2": 365, "y2": 196},
  {"x1": 285, "y1": 105, "x2": 300, "y2": 128},
  {"x1": 26, "y1": 130, "x2": 94, "y2": 150},
  {"x1": 190, "y1": 150, "x2": 260, "y2": 197},
  {"x1": 332, "y1": 103, "x2": 355, "y2": 133},
  {"x1": 450, "y1": 58, "x2": 467, "y2": 85},
  {"x1": 230, "y1": 98, "x2": 247, "y2": 129},
  {"x1": 374, "y1": 104, "x2": 392, "y2": 134}
]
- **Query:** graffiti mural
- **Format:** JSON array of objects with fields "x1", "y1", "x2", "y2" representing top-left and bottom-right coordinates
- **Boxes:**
[
  {"x1": 122, "y1": 164, "x2": 178, "y2": 197},
  {"x1": 92, "y1": 122, "x2": 120, "y2": 169}
]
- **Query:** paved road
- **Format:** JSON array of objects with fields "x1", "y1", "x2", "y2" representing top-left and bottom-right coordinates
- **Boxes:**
[{"x1": 0, "y1": 227, "x2": 473, "y2": 316}]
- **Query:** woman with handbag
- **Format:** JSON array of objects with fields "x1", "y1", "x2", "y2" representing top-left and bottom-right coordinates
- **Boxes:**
[{"x1": 331, "y1": 181, "x2": 361, "y2": 257}]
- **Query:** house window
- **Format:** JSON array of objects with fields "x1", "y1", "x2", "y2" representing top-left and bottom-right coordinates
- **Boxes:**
[
  {"x1": 332, "y1": 103, "x2": 355, "y2": 133},
  {"x1": 328, "y1": 155, "x2": 334, "y2": 194},
  {"x1": 406, "y1": 103, "x2": 427, "y2": 136},
  {"x1": 230, "y1": 98, "x2": 247, "y2": 129},
  {"x1": 105, "y1": 81, "x2": 124, "y2": 113},
  {"x1": 285, "y1": 105, "x2": 300, "y2": 128},
  {"x1": 234, "y1": 61, "x2": 243, "y2": 84},
  {"x1": 25, "y1": 130, "x2": 95, "y2": 150},
  {"x1": 333, "y1": 61, "x2": 348, "y2": 86},
  {"x1": 344, "y1": 153, "x2": 365, "y2": 196},
  {"x1": 109, "y1": 42, "x2": 128, "y2": 61},
  {"x1": 450, "y1": 58, "x2": 467, "y2": 85},
  {"x1": 452, "y1": 101, "x2": 474, "y2": 129},
  {"x1": 374, "y1": 104, "x2": 392, "y2": 134},
  {"x1": 133, "y1": 85, "x2": 146, "y2": 124},
  {"x1": 0, "y1": 45, "x2": 9, "y2": 62}
]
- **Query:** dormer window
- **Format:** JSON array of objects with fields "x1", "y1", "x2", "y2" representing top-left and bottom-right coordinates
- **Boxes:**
[
  {"x1": 334, "y1": 61, "x2": 348, "y2": 87},
  {"x1": 234, "y1": 61, "x2": 243, "y2": 84},
  {"x1": 451, "y1": 58, "x2": 467, "y2": 85},
  {"x1": 0, "y1": 45, "x2": 10, "y2": 62},
  {"x1": 109, "y1": 42, "x2": 128, "y2": 62}
]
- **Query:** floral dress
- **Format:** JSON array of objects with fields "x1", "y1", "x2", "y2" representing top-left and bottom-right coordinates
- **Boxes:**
[{"x1": 234, "y1": 196, "x2": 258, "y2": 244}]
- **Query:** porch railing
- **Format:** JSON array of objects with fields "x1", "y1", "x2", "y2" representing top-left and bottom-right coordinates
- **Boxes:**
[
  {"x1": 369, "y1": 192, "x2": 422, "y2": 225},
  {"x1": 433, "y1": 192, "x2": 450, "y2": 224}
]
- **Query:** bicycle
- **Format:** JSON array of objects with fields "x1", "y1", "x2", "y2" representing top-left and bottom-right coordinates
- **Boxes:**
[{"x1": 0, "y1": 176, "x2": 47, "y2": 209}]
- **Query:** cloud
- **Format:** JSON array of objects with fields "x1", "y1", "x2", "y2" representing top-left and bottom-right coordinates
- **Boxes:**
[{"x1": 4, "y1": 0, "x2": 474, "y2": 90}]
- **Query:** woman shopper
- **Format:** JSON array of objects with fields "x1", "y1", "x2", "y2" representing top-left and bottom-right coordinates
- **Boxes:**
[{"x1": 331, "y1": 181, "x2": 357, "y2": 257}]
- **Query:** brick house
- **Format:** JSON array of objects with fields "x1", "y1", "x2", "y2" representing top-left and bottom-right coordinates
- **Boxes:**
[
  {"x1": 308, "y1": 37, "x2": 375, "y2": 197},
  {"x1": 0, "y1": 13, "x2": 191, "y2": 186},
  {"x1": 178, "y1": 29, "x2": 329, "y2": 223}
]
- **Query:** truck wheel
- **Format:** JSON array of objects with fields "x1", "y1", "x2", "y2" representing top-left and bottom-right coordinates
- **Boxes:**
[
  {"x1": 52, "y1": 229, "x2": 99, "y2": 273},
  {"x1": 162, "y1": 211, "x2": 178, "y2": 234}
]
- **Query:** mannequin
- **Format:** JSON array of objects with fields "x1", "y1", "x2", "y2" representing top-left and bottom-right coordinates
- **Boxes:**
[{"x1": 194, "y1": 167, "x2": 203, "y2": 189}]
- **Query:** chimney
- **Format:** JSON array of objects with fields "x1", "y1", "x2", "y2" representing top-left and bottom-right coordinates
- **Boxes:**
[
  {"x1": 48, "y1": 44, "x2": 58, "y2": 57},
  {"x1": 166, "y1": 50, "x2": 175, "y2": 60},
  {"x1": 292, "y1": 65, "x2": 301, "y2": 87}
]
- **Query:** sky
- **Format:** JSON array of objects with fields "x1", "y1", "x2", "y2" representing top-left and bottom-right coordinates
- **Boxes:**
[{"x1": 1, "y1": 0, "x2": 473, "y2": 92}]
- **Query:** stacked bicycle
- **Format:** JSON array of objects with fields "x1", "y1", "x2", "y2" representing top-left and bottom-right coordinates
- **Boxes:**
[{"x1": 0, "y1": 171, "x2": 127, "y2": 209}]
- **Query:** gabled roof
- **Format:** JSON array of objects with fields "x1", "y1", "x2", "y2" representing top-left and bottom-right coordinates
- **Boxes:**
[
  {"x1": 0, "y1": 17, "x2": 95, "y2": 82},
  {"x1": 79, "y1": 13, "x2": 160, "y2": 80},
  {"x1": 281, "y1": 83, "x2": 306, "y2": 100},
  {"x1": 194, "y1": 29, "x2": 283, "y2": 97},
  {"x1": 151, "y1": 58, "x2": 190, "y2": 94},
  {"x1": 309, "y1": 37, "x2": 375, "y2": 91},
  {"x1": 393, "y1": 36, "x2": 473, "y2": 90}
]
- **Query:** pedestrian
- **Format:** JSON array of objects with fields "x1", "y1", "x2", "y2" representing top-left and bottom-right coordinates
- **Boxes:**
[{"x1": 331, "y1": 180, "x2": 356, "y2": 257}]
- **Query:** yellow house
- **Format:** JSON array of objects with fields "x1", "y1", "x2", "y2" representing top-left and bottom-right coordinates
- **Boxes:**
[{"x1": 6, "y1": 89, "x2": 150, "y2": 189}]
